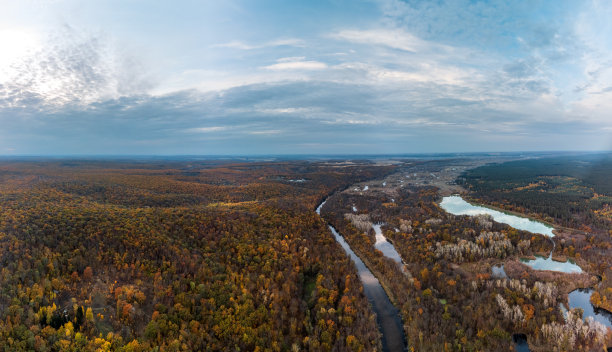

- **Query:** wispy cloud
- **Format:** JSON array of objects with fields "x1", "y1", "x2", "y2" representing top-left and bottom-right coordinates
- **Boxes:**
[
  {"x1": 263, "y1": 58, "x2": 327, "y2": 71},
  {"x1": 213, "y1": 38, "x2": 305, "y2": 50},
  {"x1": 257, "y1": 107, "x2": 312, "y2": 114},
  {"x1": 0, "y1": 0, "x2": 610, "y2": 154},
  {"x1": 0, "y1": 25, "x2": 151, "y2": 108},
  {"x1": 248, "y1": 129, "x2": 282, "y2": 135},
  {"x1": 331, "y1": 28, "x2": 454, "y2": 54},
  {"x1": 187, "y1": 126, "x2": 228, "y2": 133}
]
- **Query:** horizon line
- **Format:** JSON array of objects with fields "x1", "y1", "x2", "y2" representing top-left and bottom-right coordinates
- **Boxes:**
[{"x1": 0, "y1": 150, "x2": 610, "y2": 159}]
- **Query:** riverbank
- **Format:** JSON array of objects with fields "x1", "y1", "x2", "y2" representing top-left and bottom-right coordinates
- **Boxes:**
[{"x1": 317, "y1": 200, "x2": 407, "y2": 352}]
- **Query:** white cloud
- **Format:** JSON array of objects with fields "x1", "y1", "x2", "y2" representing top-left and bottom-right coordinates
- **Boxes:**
[
  {"x1": 357, "y1": 63, "x2": 471, "y2": 85},
  {"x1": 213, "y1": 38, "x2": 305, "y2": 50},
  {"x1": 1, "y1": 0, "x2": 611, "y2": 154},
  {"x1": 277, "y1": 56, "x2": 306, "y2": 63},
  {"x1": 332, "y1": 28, "x2": 457, "y2": 54},
  {"x1": 248, "y1": 130, "x2": 282, "y2": 135},
  {"x1": 214, "y1": 40, "x2": 254, "y2": 50},
  {"x1": 0, "y1": 29, "x2": 41, "y2": 82},
  {"x1": 333, "y1": 28, "x2": 419, "y2": 52},
  {"x1": 0, "y1": 26, "x2": 151, "y2": 107},
  {"x1": 152, "y1": 68, "x2": 311, "y2": 95},
  {"x1": 186, "y1": 126, "x2": 228, "y2": 133},
  {"x1": 263, "y1": 59, "x2": 327, "y2": 71},
  {"x1": 257, "y1": 107, "x2": 312, "y2": 114}
]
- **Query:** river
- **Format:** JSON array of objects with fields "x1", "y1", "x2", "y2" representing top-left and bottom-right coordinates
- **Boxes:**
[
  {"x1": 317, "y1": 200, "x2": 407, "y2": 352},
  {"x1": 373, "y1": 224, "x2": 403, "y2": 265}
]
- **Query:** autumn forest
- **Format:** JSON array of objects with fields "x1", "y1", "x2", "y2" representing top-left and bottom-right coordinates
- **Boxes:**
[{"x1": 0, "y1": 155, "x2": 610, "y2": 351}]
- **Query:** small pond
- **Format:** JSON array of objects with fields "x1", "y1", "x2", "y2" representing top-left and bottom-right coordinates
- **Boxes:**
[
  {"x1": 520, "y1": 255, "x2": 582, "y2": 273},
  {"x1": 512, "y1": 334, "x2": 530, "y2": 352},
  {"x1": 492, "y1": 264, "x2": 508, "y2": 278}
]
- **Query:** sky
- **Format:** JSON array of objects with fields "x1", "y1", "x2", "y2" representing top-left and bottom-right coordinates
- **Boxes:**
[{"x1": 0, "y1": 0, "x2": 611, "y2": 155}]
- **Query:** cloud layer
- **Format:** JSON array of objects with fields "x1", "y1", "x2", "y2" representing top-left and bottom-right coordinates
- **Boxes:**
[{"x1": 0, "y1": 0, "x2": 610, "y2": 154}]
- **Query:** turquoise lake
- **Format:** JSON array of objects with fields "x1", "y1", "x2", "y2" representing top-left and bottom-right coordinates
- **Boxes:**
[{"x1": 440, "y1": 196, "x2": 555, "y2": 237}]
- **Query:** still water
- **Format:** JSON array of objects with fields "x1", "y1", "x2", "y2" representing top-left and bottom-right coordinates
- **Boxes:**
[
  {"x1": 440, "y1": 196, "x2": 554, "y2": 237},
  {"x1": 441, "y1": 196, "x2": 582, "y2": 273},
  {"x1": 519, "y1": 255, "x2": 582, "y2": 273},
  {"x1": 373, "y1": 224, "x2": 403, "y2": 265},
  {"x1": 568, "y1": 288, "x2": 612, "y2": 329},
  {"x1": 492, "y1": 264, "x2": 508, "y2": 278}
]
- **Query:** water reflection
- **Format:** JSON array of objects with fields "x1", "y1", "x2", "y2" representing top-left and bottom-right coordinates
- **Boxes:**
[
  {"x1": 328, "y1": 225, "x2": 406, "y2": 351},
  {"x1": 568, "y1": 288, "x2": 612, "y2": 329},
  {"x1": 492, "y1": 264, "x2": 508, "y2": 278},
  {"x1": 441, "y1": 196, "x2": 582, "y2": 273},
  {"x1": 373, "y1": 224, "x2": 403, "y2": 265},
  {"x1": 440, "y1": 196, "x2": 554, "y2": 237},
  {"x1": 317, "y1": 200, "x2": 407, "y2": 352},
  {"x1": 520, "y1": 255, "x2": 582, "y2": 273},
  {"x1": 512, "y1": 334, "x2": 530, "y2": 352}
]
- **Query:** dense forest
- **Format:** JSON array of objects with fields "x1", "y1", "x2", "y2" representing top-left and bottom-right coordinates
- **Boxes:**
[
  {"x1": 458, "y1": 155, "x2": 612, "y2": 231},
  {"x1": 319, "y1": 173, "x2": 610, "y2": 351},
  {"x1": 1, "y1": 157, "x2": 610, "y2": 351},
  {"x1": 0, "y1": 160, "x2": 394, "y2": 351}
]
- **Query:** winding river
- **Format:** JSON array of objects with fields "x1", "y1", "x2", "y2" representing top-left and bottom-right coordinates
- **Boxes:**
[
  {"x1": 317, "y1": 201, "x2": 407, "y2": 352},
  {"x1": 316, "y1": 191, "x2": 606, "y2": 351}
]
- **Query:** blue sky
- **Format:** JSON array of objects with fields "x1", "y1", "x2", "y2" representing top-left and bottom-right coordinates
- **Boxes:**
[{"x1": 0, "y1": 0, "x2": 611, "y2": 155}]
